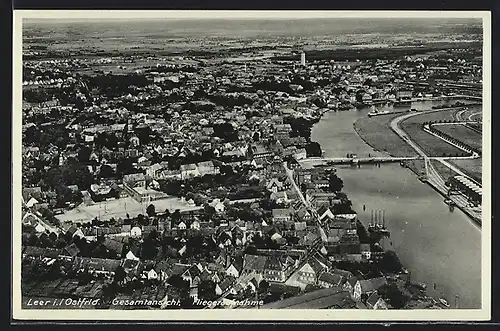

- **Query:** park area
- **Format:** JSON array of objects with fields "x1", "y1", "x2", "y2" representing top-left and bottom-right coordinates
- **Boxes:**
[
  {"x1": 353, "y1": 108, "x2": 466, "y2": 158},
  {"x1": 55, "y1": 196, "x2": 202, "y2": 224},
  {"x1": 400, "y1": 110, "x2": 469, "y2": 157},
  {"x1": 432, "y1": 124, "x2": 482, "y2": 152}
]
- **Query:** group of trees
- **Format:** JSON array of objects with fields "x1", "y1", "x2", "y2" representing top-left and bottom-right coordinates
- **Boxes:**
[
  {"x1": 328, "y1": 173, "x2": 344, "y2": 192},
  {"x1": 206, "y1": 93, "x2": 256, "y2": 110},
  {"x1": 40, "y1": 158, "x2": 93, "y2": 207},
  {"x1": 284, "y1": 116, "x2": 315, "y2": 141},
  {"x1": 159, "y1": 171, "x2": 252, "y2": 200},
  {"x1": 305, "y1": 142, "x2": 322, "y2": 157},
  {"x1": 24, "y1": 124, "x2": 71, "y2": 150},
  {"x1": 378, "y1": 282, "x2": 410, "y2": 309},
  {"x1": 212, "y1": 122, "x2": 239, "y2": 142},
  {"x1": 85, "y1": 73, "x2": 152, "y2": 97},
  {"x1": 378, "y1": 250, "x2": 404, "y2": 274}
]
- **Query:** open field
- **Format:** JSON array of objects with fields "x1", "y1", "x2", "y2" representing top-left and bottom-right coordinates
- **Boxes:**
[
  {"x1": 410, "y1": 108, "x2": 459, "y2": 122},
  {"x1": 353, "y1": 115, "x2": 418, "y2": 157},
  {"x1": 55, "y1": 196, "x2": 202, "y2": 224},
  {"x1": 433, "y1": 124, "x2": 482, "y2": 152},
  {"x1": 403, "y1": 159, "x2": 426, "y2": 177},
  {"x1": 400, "y1": 111, "x2": 469, "y2": 157},
  {"x1": 450, "y1": 158, "x2": 482, "y2": 183},
  {"x1": 430, "y1": 160, "x2": 459, "y2": 182},
  {"x1": 466, "y1": 122, "x2": 482, "y2": 133}
]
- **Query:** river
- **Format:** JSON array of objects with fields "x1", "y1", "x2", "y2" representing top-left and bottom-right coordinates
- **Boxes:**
[{"x1": 310, "y1": 101, "x2": 482, "y2": 309}]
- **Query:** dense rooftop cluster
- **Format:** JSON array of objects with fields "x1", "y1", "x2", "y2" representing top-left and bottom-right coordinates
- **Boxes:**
[{"x1": 21, "y1": 43, "x2": 476, "y2": 310}]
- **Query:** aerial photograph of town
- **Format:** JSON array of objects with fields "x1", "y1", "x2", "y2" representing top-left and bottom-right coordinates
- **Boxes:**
[{"x1": 16, "y1": 11, "x2": 487, "y2": 315}]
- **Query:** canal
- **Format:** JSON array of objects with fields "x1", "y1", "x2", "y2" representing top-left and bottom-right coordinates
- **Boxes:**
[{"x1": 311, "y1": 101, "x2": 482, "y2": 309}]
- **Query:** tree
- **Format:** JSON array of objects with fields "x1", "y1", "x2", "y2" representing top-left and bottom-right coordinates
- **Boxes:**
[
  {"x1": 113, "y1": 265, "x2": 126, "y2": 284},
  {"x1": 141, "y1": 239, "x2": 158, "y2": 260},
  {"x1": 99, "y1": 164, "x2": 115, "y2": 178},
  {"x1": 332, "y1": 198, "x2": 354, "y2": 215},
  {"x1": 168, "y1": 275, "x2": 189, "y2": 291},
  {"x1": 258, "y1": 280, "x2": 270, "y2": 294},
  {"x1": 146, "y1": 204, "x2": 156, "y2": 217},
  {"x1": 171, "y1": 209, "x2": 181, "y2": 223},
  {"x1": 328, "y1": 173, "x2": 344, "y2": 192},
  {"x1": 185, "y1": 192, "x2": 195, "y2": 201},
  {"x1": 380, "y1": 250, "x2": 404, "y2": 274},
  {"x1": 356, "y1": 220, "x2": 370, "y2": 244},
  {"x1": 198, "y1": 280, "x2": 217, "y2": 301},
  {"x1": 213, "y1": 122, "x2": 238, "y2": 142},
  {"x1": 77, "y1": 146, "x2": 92, "y2": 163},
  {"x1": 305, "y1": 142, "x2": 322, "y2": 157},
  {"x1": 137, "y1": 214, "x2": 149, "y2": 226},
  {"x1": 378, "y1": 283, "x2": 409, "y2": 309}
]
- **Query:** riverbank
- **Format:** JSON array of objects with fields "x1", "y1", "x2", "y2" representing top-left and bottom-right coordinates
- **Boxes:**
[
  {"x1": 310, "y1": 101, "x2": 481, "y2": 308},
  {"x1": 352, "y1": 107, "x2": 482, "y2": 225}
]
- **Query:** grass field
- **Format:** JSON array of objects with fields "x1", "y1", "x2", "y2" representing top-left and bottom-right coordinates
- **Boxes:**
[
  {"x1": 353, "y1": 115, "x2": 418, "y2": 157},
  {"x1": 433, "y1": 124, "x2": 482, "y2": 152},
  {"x1": 409, "y1": 108, "x2": 459, "y2": 123},
  {"x1": 404, "y1": 159, "x2": 426, "y2": 177},
  {"x1": 402, "y1": 122, "x2": 468, "y2": 157},
  {"x1": 430, "y1": 160, "x2": 459, "y2": 182},
  {"x1": 450, "y1": 158, "x2": 482, "y2": 183},
  {"x1": 400, "y1": 111, "x2": 469, "y2": 157}
]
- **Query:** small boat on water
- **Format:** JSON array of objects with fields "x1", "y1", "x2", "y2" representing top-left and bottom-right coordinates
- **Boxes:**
[
  {"x1": 439, "y1": 298, "x2": 450, "y2": 308},
  {"x1": 367, "y1": 109, "x2": 391, "y2": 117}
]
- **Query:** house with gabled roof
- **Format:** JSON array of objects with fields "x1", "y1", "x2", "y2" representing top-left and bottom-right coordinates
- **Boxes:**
[
  {"x1": 317, "y1": 205, "x2": 336, "y2": 223},
  {"x1": 242, "y1": 254, "x2": 267, "y2": 276},
  {"x1": 263, "y1": 255, "x2": 287, "y2": 283},
  {"x1": 272, "y1": 208, "x2": 294, "y2": 224},
  {"x1": 182, "y1": 264, "x2": 203, "y2": 287},
  {"x1": 66, "y1": 225, "x2": 84, "y2": 239},
  {"x1": 353, "y1": 277, "x2": 388, "y2": 301},
  {"x1": 366, "y1": 292, "x2": 388, "y2": 309},
  {"x1": 266, "y1": 178, "x2": 284, "y2": 193},
  {"x1": 297, "y1": 257, "x2": 328, "y2": 285},
  {"x1": 26, "y1": 197, "x2": 39, "y2": 208},
  {"x1": 317, "y1": 271, "x2": 343, "y2": 288},
  {"x1": 226, "y1": 263, "x2": 240, "y2": 278},
  {"x1": 180, "y1": 163, "x2": 200, "y2": 180},
  {"x1": 61, "y1": 243, "x2": 80, "y2": 257},
  {"x1": 218, "y1": 277, "x2": 235, "y2": 295},
  {"x1": 154, "y1": 260, "x2": 173, "y2": 282}
]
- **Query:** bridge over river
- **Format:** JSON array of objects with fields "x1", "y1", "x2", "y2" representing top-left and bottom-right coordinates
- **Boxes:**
[{"x1": 299, "y1": 156, "x2": 421, "y2": 166}]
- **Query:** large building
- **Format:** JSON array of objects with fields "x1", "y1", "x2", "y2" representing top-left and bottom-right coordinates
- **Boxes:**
[{"x1": 301, "y1": 51, "x2": 306, "y2": 66}]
